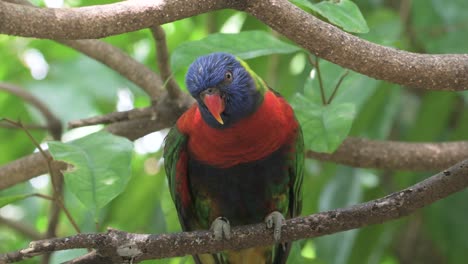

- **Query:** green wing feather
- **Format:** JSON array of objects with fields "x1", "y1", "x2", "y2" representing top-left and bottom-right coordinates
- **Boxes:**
[
  {"x1": 273, "y1": 121, "x2": 304, "y2": 264},
  {"x1": 291, "y1": 125, "x2": 304, "y2": 218},
  {"x1": 266, "y1": 86, "x2": 304, "y2": 218},
  {"x1": 163, "y1": 126, "x2": 190, "y2": 229}
]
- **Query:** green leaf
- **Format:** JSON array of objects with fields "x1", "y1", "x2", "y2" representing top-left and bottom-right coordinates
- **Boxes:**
[
  {"x1": 412, "y1": 0, "x2": 468, "y2": 53},
  {"x1": 48, "y1": 131, "x2": 133, "y2": 213},
  {"x1": 293, "y1": 94, "x2": 356, "y2": 153},
  {"x1": 315, "y1": 166, "x2": 363, "y2": 264},
  {"x1": 291, "y1": 0, "x2": 369, "y2": 33},
  {"x1": 0, "y1": 194, "x2": 33, "y2": 208},
  {"x1": 425, "y1": 190, "x2": 468, "y2": 264},
  {"x1": 170, "y1": 30, "x2": 301, "y2": 72}
]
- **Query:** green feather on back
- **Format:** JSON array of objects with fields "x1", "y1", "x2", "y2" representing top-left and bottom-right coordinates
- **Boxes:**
[
  {"x1": 163, "y1": 127, "x2": 188, "y2": 213},
  {"x1": 291, "y1": 126, "x2": 304, "y2": 217},
  {"x1": 237, "y1": 58, "x2": 268, "y2": 94}
]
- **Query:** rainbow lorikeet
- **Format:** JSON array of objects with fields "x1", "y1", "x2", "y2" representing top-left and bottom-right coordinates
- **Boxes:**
[{"x1": 164, "y1": 52, "x2": 304, "y2": 264}]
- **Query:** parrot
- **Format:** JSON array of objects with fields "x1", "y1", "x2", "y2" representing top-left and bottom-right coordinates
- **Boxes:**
[{"x1": 164, "y1": 52, "x2": 304, "y2": 264}]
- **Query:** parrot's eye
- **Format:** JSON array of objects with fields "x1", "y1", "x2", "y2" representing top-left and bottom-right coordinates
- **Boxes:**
[{"x1": 224, "y1": 71, "x2": 233, "y2": 82}]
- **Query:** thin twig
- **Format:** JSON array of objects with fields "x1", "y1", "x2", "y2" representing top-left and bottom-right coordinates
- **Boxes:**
[
  {"x1": 0, "y1": 123, "x2": 49, "y2": 130},
  {"x1": 1, "y1": 119, "x2": 80, "y2": 235},
  {"x1": 33, "y1": 193, "x2": 55, "y2": 201},
  {"x1": 307, "y1": 55, "x2": 326, "y2": 105},
  {"x1": 150, "y1": 25, "x2": 182, "y2": 99},
  {"x1": 327, "y1": 70, "x2": 349, "y2": 104},
  {"x1": 1, "y1": 158, "x2": 467, "y2": 263},
  {"x1": 0, "y1": 83, "x2": 62, "y2": 140},
  {"x1": 68, "y1": 106, "x2": 157, "y2": 129},
  {"x1": 43, "y1": 173, "x2": 63, "y2": 264},
  {"x1": 1, "y1": 119, "x2": 52, "y2": 164}
]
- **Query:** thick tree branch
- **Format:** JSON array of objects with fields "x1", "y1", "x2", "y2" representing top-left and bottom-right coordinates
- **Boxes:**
[
  {"x1": 244, "y1": 0, "x2": 468, "y2": 91},
  {"x1": 2, "y1": 158, "x2": 467, "y2": 263},
  {"x1": 0, "y1": 152, "x2": 66, "y2": 190},
  {"x1": 0, "y1": 0, "x2": 241, "y2": 39},
  {"x1": 151, "y1": 25, "x2": 182, "y2": 99},
  {"x1": 308, "y1": 137, "x2": 468, "y2": 171},
  {"x1": 1, "y1": 0, "x2": 467, "y2": 91},
  {"x1": 0, "y1": 83, "x2": 62, "y2": 140},
  {"x1": 60, "y1": 39, "x2": 163, "y2": 100}
]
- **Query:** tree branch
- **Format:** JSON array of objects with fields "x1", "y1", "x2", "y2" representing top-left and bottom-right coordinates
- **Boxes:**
[
  {"x1": 0, "y1": 91, "x2": 193, "y2": 191},
  {"x1": 1, "y1": 0, "x2": 467, "y2": 91},
  {"x1": 60, "y1": 39, "x2": 163, "y2": 100},
  {"x1": 106, "y1": 92, "x2": 193, "y2": 140},
  {"x1": 0, "y1": 0, "x2": 241, "y2": 39},
  {"x1": 0, "y1": 83, "x2": 62, "y2": 140},
  {"x1": 0, "y1": 123, "x2": 48, "y2": 130},
  {"x1": 0, "y1": 152, "x2": 67, "y2": 191},
  {"x1": 307, "y1": 137, "x2": 468, "y2": 171},
  {"x1": 1, "y1": 158, "x2": 467, "y2": 263},
  {"x1": 68, "y1": 106, "x2": 159, "y2": 129},
  {"x1": 151, "y1": 25, "x2": 182, "y2": 99},
  {"x1": 1, "y1": 111, "x2": 467, "y2": 192},
  {"x1": 244, "y1": 0, "x2": 468, "y2": 91}
]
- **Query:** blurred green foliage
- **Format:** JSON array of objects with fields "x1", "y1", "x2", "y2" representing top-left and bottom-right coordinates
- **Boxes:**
[{"x1": 0, "y1": 0, "x2": 467, "y2": 263}]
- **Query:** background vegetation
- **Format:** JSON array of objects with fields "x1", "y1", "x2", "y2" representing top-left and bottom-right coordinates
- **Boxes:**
[{"x1": 0, "y1": 0, "x2": 467, "y2": 263}]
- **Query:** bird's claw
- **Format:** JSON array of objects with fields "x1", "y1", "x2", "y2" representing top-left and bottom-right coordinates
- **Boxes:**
[
  {"x1": 210, "y1": 216, "x2": 231, "y2": 240},
  {"x1": 265, "y1": 211, "x2": 286, "y2": 242}
]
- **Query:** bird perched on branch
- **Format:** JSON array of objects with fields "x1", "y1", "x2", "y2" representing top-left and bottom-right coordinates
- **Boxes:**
[{"x1": 164, "y1": 52, "x2": 304, "y2": 264}]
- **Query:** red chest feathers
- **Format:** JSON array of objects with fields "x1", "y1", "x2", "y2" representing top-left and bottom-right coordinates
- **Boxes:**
[{"x1": 177, "y1": 91, "x2": 298, "y2": 168}]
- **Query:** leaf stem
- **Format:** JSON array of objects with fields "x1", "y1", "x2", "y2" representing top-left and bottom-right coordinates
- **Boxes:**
[
  {"x1": 308, "y1": 55, "x2": 327, "y2": 105},
  {"x1": 327, "y1": 70, "x2": 349, "y2": 104},
  {"x1": 0, "y1": 119, "x2": 81, "y2": 234}
]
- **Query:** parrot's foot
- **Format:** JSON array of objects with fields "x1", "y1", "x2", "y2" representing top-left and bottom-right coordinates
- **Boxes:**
[
  {"x1": 265, "y1": 211, "x2": 286, "y2": 242},
  {"x1": 210, "y1": 216, "x2": 231, "y2": 240}
]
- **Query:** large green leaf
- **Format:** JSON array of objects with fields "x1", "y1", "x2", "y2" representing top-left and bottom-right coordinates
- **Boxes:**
[
  {"x1": 293, "y1": 94, "x2": 356, "y2": 153},
  {"x1": 48, "y1": 131, "x2": 133, "y2": 213},
  {"x1": 170, "y1": 30, "x2": 301, "y2": 72},
  {"x1": 291, "y1": 0, "x2": 369, "y2": 33},
  {"x1": 104, "y1": 154, "x2": 168, "y2": 233}
]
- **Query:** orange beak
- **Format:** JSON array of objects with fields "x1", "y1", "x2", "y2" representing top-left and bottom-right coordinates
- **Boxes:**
[{"x1": 203, "y1": 90, "x2": 225, "y2": 125}]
